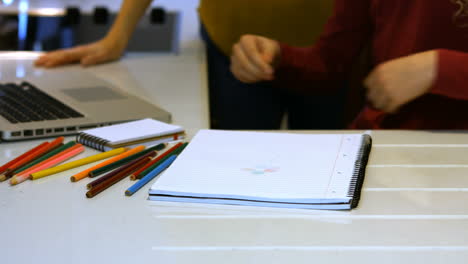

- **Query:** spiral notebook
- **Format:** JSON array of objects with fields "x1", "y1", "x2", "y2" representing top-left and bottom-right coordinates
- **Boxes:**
[
  {"x1": 149, "y1": 130, "x2": 372, "y2": 210},
  {"x1": 76, "y1": 118, "x2": 185, "y2": 151}
]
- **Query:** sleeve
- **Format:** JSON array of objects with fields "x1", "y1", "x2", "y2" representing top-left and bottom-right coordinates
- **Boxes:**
[
  {"x1": 430, "y1": 49, "x2": 468, "y2": 101},
  {"x1": 274, "y1": 0, "x2": 373, "y2": 93}
]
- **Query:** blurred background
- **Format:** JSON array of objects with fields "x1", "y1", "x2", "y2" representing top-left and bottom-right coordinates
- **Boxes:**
[{"x1": 0, "y1": 0, "x2": 182, "y2": 53}]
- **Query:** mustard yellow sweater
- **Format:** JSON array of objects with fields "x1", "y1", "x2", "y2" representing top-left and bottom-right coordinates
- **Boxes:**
[{"x1": 198, "y1": 0, "x2": 333, "y2": 56}]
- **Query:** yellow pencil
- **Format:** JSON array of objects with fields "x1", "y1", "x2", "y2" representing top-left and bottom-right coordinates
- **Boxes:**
[
  {"x1": 70, "y1": 146, "x2": 143, "y2": 182},
  {"x1": 30, "y1": 147, "x2": 126, "y2": 180}
]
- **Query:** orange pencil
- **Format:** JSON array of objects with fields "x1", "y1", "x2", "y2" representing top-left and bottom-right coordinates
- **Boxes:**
[
  {"x1": 70, "y1": 145, "x2": 145, "y2": 182},
  {"x1": 10, "y1": 144, "x2": 83, "y2": 185},
  {"x1": 30, "y1": 145, "x2": 85, "y2": 181},
  {"x1": 0, "y1": 137, "x2": 64, "y2": 181},
  {"x1": 0, "y1": 142, "x2": 49, "y2": 175},
  {"x1": 0, "y1": 138, "x2": 62, "y2": 181}
]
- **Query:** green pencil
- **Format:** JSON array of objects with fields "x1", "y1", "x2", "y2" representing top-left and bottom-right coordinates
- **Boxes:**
[
  {"x1": 12, "y1": 141, "x2": 77, "y2": 174},
  {"x1": 88, "y1": 143, "x2": 166, "y2": 177},
  {"x1": 137, "y1": 143, "x2": 188, "y2": 179}
]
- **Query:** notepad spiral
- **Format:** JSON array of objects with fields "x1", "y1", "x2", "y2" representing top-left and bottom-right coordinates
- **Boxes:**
[
  {"x1": 347, "y1": 134, "x2": 372, "y2": 209},
  {"x1": 76, "y1": 133, "x2": 110, "y2": 152}
]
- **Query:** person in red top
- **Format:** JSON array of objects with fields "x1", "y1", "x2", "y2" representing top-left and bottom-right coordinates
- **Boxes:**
[{"x1": 230, "y1": 0, "x2": 468, "y2": 129}]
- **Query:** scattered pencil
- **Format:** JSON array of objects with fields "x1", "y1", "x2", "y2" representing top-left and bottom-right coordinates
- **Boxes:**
[
  {"x1": 12, "y1": 141, "x2": 76, "y2": 176},
  {"x1": 30, "y1": 145, "x2": 86, "y2": 180},
  {"x1": 88, "y1": 143, "x2": 165, "y2": 177},
  {"x1": 86, "y1": 156, "x2": 153, "y2": 198},
  {"x1": 129, "y1": 142, "x2": 183, "y2": 180},
  {"x1": 88, "y1": 146, "x2": 148, "y2": 178},
  {"x1": 87, "y1": 151, "x2": 157, "y2": 190},
  {"x1": 0, "y1": 137, "x2": 64, "y2": 181},
  {"x1": 137, "y1": 143, "x2": 188, "y2": 180},
  {"x1": 70, "y1": 147, "x2": 134, "y2": 182},
  {"x1": 0, "y1": 141, "x2": 49, "y2": 176},
  {"x1": 125, "y1": 155, "x2": 178, "y2": 196}
]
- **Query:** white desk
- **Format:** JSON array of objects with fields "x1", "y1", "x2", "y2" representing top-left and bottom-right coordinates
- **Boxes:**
[{"x1": 2, "y1": 128, "x2": 468, "y2": 263}]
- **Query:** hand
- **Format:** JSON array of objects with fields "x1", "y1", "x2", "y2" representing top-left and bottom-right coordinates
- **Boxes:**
[
  {"x1": 34, "y1": 38, "x2": 125, "y2": 68},
  {"x1": 230, "y1": 34, "x2": 280, "y2": 83},
  {"x1": 364, "y1": 50, "x2": 437, "y2": 113}
]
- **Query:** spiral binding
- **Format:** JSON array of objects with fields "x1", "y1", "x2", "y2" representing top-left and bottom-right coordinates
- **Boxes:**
[
  {"x1": 76, "y1": 132, "x2": 110, "y2": 152},
  {"x1": 347, "y1": 134, "x2": 372, "y2": 209}
]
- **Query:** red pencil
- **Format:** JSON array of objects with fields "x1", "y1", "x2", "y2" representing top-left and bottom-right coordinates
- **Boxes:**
[
  {"x1": 10, "y1": 143, "x2": 84, "y2": 185},
  {"x1": 0, "y1": 137, "x2": 64, "y2": 181},
  {"x1": 130, "y1": 142, "x2": 183, "y2": 180},
  {"x1": 0, "y1": 142, "x2": 49, "y2": 175}
]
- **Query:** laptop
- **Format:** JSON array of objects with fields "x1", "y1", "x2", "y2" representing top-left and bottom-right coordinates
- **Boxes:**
[{"x1": 0, "y1": 68, "x2": 172, "y2": 141}]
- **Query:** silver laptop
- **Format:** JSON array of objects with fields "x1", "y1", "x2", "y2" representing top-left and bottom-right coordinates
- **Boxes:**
[{"x1": 0, "y1": 69, "x2": 171, "y2": 141}]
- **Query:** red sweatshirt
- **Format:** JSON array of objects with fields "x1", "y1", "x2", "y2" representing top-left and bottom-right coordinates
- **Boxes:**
[{"x1": 276, "y1": 0, "x2": 468, "y2": 129}]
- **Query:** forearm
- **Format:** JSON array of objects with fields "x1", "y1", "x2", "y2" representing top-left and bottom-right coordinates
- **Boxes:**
[{"x1": 104, "y1": 0, "x2": 154, "y2": 47}]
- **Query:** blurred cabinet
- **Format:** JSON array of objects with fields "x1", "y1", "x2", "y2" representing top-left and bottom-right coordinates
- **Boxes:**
[{"x1": 0, "y1": 6, "x2": 181, "y2": 53}]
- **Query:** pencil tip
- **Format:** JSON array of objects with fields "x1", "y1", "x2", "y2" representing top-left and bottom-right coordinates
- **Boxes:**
[
  {"x1": 70, "y1": 177, "x2": 76, "y2": 182},
  {"x1": 10, "y1": 178, "x2": 17, "y2": 185},
  {"x1": 0, "y1": 174, "x2": 6, "y2": 182}
]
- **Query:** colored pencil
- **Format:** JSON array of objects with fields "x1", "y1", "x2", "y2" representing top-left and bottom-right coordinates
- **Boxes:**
[
  {"x1": 70, "y1": 146, "x2": 141, "y2": 182},
  {"x1": 86, "y1": 156, "x2": 153, "y2": 198},
  {"x1": 137, "y1": 143, "x2": 188, "y2": 180},
  {"x1": 12, "y1": 145, "x2": 124, "y2": 185},
  {"x1": 86, "y1": 151, "x2": 157, "y2": 190},
  {"x1": 88, "y1": 146, "x2": 148, "y2": 178},
  {"x1": 13, "y1": 141, "x2": 76, "y2": 175},
  {"x1": 30, "y1": 145, "x2": 86, "y2": 180},
  {"x1": 130, "y1": 142, "x2": 183, "y2": 180},
  {"x1": 10, "y1": 143, "x2": 82, "y2": 185},
  {"x1": 0, "y1": 141, "x2": 49, "y2": 175},
  {"x1": 0, "y1": 137, "x2": 64, "y2": 181},
  {"x1": 88, "y1": 143, "x2": 165, "y2": 177},
  {"x1": 125, "y1": 155, "x2": 178, "y2": 196}
]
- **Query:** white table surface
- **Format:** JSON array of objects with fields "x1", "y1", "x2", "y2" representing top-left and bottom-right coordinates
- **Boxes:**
[{"x1": 2, "y1": 128, "x2": 468, "y2": 264}]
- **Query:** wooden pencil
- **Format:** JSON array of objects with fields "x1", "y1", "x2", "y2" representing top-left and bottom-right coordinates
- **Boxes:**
[
  {"x1": 126, "y1": 155, "x2": 178, "y2": 196},
  {"x1": 13, "y1": 141, "x2": 75, "y2": 175},
  {"x1": 30, "y1": 144, "x2": 126, "y2": 180},
  {"x1": 88, "y1": 143, "x2": 165, "y2": 178},
  {"x1": 129, "y1": 142, "x2": 183, "y2": 180},
  {"x1": 86, "y1": 151, "x2": 157, "y2": 190},
  {"x1": 0, "y1": 137, "x2": 64, "y2": 181},
  {"x1": 137, "y1": 143, "x2": 188, "y2": 180},
  {"x1": 10, "y1": 143, "x2": 82, "y2": 185},
  {"x1": 88, "y1": 146, "x2": 148, "y2": 178},
  {"x1": 30, "y1": 145, "x2": 85, "y2": 180},
  {"x1": 86, "y1": 156, "x2": 153, "y2": 198},
  {"x1": 70, "y1": 146, "x2": 142, "y2": 182},
  {"x1": 0, "y1": 141, "x2": 49, "y2": 175}
]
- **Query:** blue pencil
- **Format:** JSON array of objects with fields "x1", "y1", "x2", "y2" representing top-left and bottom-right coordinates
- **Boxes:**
[{"x1": 125, "y1": 155, "x2": 177, "y2": 196}]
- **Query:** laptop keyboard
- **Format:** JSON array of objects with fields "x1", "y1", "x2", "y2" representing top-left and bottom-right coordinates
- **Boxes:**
[{"x1": 0, "y1": 82, "x2": 84, "y2": 124}]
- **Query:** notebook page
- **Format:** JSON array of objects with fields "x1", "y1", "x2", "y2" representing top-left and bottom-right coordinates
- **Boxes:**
[
  {"x1": 151, "y1": 130, "x2": 362, "y2": 202},
  {"x1": 80, "y1": 118, "x2": 183, "y2": 144}
]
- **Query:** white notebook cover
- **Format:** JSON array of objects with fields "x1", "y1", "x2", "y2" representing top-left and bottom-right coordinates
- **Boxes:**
[{"x1": 79, "y1": 118, "x2": 184, "y2": 145}]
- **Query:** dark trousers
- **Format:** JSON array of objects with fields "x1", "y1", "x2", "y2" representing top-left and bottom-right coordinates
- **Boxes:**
[{"x1": 201, "y1": 24, "x2": 346, "y2": 130}]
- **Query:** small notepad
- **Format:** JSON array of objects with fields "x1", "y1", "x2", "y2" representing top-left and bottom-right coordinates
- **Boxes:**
[
  {"x1": 149, "y1": 130, "x2": 372, "y2": 210},
  {"x1": 76, "y1": 118, "x2": 185, "y2": 151}
]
